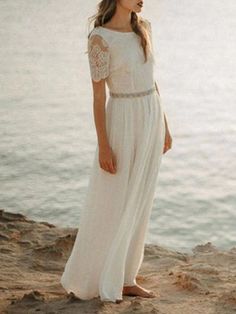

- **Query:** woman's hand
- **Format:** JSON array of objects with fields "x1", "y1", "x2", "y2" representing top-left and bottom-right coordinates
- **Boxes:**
[
  {"x1": 99, "y1": 145, "x2": 117, "y2": 174},
  {"x1": 163, "y1": 129, "x2": 172, "y2": 154}
]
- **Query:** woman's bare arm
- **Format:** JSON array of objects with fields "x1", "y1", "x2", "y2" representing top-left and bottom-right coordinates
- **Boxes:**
[
  {"x1": 91, "y1": 79, "x2": 117, "y2": 174},
  {"x1": 91, "y1": 79, "x2": 110, "y2": 149}
]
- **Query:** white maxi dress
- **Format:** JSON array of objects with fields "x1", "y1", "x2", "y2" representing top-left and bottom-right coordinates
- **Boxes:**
[{"x1": 60, "y1": 20, "x2": 166, "y2": 302}]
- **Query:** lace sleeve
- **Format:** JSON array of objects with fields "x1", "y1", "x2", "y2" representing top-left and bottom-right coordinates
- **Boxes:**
[{"x1": 87, "y1": 34, "x2": 110, "y2": 82}]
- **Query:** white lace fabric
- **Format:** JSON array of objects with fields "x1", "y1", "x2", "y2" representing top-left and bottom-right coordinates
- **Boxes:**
[
  {"x1": 87, "y1": 19, "x2": 156, "y2": 93},
  {"x1": 87, "y1": 34, "x2": 110, "y2": 82}
]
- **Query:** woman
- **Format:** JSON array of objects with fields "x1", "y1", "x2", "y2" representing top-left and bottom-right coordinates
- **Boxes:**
[{"x1": 60, "y1": 0, "x2": 172, "y2": 303}]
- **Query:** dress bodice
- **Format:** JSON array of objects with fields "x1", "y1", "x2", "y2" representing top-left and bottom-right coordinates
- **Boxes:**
[{"x1": 87, "y1": 22, "x2": 156, "y2": 94}]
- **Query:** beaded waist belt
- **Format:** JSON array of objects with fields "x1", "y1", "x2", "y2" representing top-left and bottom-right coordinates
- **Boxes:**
[{"x1": 109, "y1": 85, "x2": 157, "y2": 98}]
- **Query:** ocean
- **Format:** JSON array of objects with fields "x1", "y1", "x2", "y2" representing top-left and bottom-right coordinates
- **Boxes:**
[{"x1": 0, "y1": 0, "x2": 235, "y2": 253}]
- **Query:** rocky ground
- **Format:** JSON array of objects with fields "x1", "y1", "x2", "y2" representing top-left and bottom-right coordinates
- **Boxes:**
[{"x1": 0, "y1": 208, "x2": 236, "y2": 314}]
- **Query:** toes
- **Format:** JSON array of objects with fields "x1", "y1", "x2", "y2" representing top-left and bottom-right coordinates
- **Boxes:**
[
  {"x1": 144, "y1": 289, "x2": 156, "y2": 298},
  {"x1": 149, "y1": 291, "x2": 158, "y2": 298}
]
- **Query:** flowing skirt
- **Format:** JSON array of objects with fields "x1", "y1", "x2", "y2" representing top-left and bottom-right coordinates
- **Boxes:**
[{"x1": 60, "y1": 91, "x2": 166, "y2": 302}]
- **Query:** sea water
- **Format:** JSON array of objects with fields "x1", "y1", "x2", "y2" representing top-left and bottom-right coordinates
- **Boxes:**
[{"x1": 0, "y1": 0, "x2": 235, "y2": 253}]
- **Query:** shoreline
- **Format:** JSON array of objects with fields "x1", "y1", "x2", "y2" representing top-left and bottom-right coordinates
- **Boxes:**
[{"x1": 1, "y1": 208, "x2": 236, "y2": 313}]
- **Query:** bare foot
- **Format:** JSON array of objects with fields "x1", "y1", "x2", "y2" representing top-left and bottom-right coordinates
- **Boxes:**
[{"x1": 122, "y1": 284, "x2": 157, "y2": 298}]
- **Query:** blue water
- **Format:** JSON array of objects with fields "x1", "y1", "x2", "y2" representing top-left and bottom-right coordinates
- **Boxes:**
[{"x1": 0, "y1": 0, "x2": 236, "y2": 253}]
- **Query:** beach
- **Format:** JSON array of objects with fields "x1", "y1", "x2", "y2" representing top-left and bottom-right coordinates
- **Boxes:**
[{"x1": 1, "y1": 208, "x2": 236, "y2": 313}]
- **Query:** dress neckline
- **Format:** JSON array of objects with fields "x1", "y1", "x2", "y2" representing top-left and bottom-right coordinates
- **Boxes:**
[{"x1": 98, "y1": 26, "x2": 135, "y2": 34}]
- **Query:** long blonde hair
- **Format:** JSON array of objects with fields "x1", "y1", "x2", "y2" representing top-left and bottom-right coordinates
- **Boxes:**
[{"x1": 87, "y1": 0, "x2": 151, "y2": 62}]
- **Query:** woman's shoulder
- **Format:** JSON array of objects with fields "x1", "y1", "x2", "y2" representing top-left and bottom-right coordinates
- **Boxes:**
[
  {"x1": 88, "y1": 26, "x2": 111, "y2": 48},
  {"x1": 87, "y1": 27, "x2": 110, "y2": 53},
  {"x1": 88, "y1": 26, "x2": 108, "y2": 40},
  {"x1": 88, "y1": 26, "x2": 100, "y2": 37}
]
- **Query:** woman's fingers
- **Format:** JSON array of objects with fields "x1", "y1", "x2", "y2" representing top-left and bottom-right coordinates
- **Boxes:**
[
  {"x1": 100, "y1": 161, "x2": 108, "y2": 172},
  {"x1": 106, "y1": 160, "x2": 114, "y2": 173},
  {"x1": 100, "y1": 157, "x2": 117, "y2": 174},
  {"x1": 112, "y1": 153, "x2": 117, "y2": 173},
  {"x1": 107, "y1": 158, "x2": 116, "y2": 174},
  {"x1": 163, "y1": 135, "x2": 173, "y2": 154},
  {"x1": 164, "y1": 130, "x2": 173, "y2": 153},
  {"x1": 99, "y1": 146, "x2": 116, "y2": 174}
]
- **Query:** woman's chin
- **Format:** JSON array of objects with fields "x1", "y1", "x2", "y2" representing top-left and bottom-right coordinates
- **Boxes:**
[{"x1": 133, "y1": 7, "x2": 142, "y2": 13}]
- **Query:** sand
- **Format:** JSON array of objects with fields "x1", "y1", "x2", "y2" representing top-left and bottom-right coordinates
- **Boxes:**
[{"x1": 0, "y1": 208, "x2": 236, "y2": 314}]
